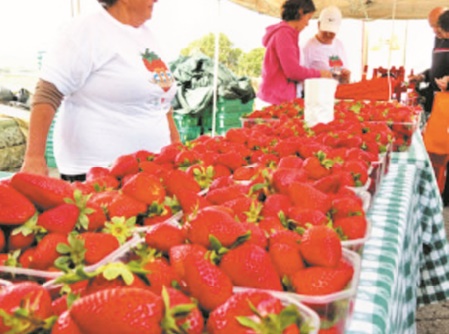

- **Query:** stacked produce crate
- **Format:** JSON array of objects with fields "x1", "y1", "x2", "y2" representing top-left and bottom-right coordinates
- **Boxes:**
[
  {"x1": 174, "y1": 97, "x2": 254, "y2": 142},
  {"x1": 201, "y1": 97, "x2": 254, "y2": 136}
]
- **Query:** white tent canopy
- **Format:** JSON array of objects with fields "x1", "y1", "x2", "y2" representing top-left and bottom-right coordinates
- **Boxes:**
[{"x1": 228, "y1": 0, "x2": 449, "y2": 20}]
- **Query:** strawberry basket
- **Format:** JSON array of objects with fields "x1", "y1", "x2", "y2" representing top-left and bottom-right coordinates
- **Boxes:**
[
  {"x1": 232, "y1": 287, "x2": 321, "y2": 334},
  {"x1": 286, "y1": 248, "x2": 361, "y2": 334},
  {"x1": 0, "y1": 233, "x2": 144, "y2": 283},
  {"x1": 340, "y1": 216, "x2": 372, "y2": 254}
]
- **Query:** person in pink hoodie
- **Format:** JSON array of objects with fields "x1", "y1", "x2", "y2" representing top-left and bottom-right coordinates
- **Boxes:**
[{"x1": 257, "y1": 0, "x2": 332, "y2": 106}]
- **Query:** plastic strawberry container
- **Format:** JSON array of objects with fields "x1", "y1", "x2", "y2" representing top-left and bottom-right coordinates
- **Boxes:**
[
  {"x1": 0, "y1": 234, "x2": 144, "y2": 283},
  {"x1": 340, "y1": 216, "x2": 372, "y2": 254},
  {"x1": 232, "y1": 287, "x2": 320, "y2": 334},
  {"x1": 369, "y1": 113, "x2": 420, "y2": 152},
  {"x1": 0, "y1": 278, "x2": 13, "y2": 287},
  {"x1": 286, "y1": 248, "x2": 361, "y2": 334}
]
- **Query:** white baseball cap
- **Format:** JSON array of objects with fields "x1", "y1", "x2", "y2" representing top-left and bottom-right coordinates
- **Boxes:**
[{"x1": 319, "y1": 6, "x2": 342, "y2": 34}]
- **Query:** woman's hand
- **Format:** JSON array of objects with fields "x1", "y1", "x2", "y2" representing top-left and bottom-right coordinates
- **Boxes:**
[
  {"x1": 339, "y1": 69, "x2": 351, "y2": 84},
  {"x1": 20, "y1": 155, "x2": 49, "y2": 176},
  {"x1": 319, "y1": 70, "x2": 333, "y2": 78},
  {"x1": 435, "y1": 76, "x2": 449, "y2": 91}
]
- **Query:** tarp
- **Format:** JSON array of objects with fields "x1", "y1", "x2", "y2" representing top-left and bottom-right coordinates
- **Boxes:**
[{"x1": 170, "y1": 52, "x2": 255, "y2": 115}]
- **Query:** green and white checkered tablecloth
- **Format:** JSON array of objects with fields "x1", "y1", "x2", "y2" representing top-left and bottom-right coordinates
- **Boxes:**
[{"x1": 347, "y1": 131, "x2": 449, "y2": 334}]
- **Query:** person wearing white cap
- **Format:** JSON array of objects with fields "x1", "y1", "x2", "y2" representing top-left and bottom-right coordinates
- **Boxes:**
[{"x1": 301, "y1": 6, "x2": 351, "y2": 86}]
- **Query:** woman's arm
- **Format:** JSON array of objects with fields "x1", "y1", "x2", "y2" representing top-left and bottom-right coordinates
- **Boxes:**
[
  {"x1": 435, "y1": 76, "x2": 449, "y2": 91},
  {"x1": 21, "y1": 103, "x2": 57, "y2": 176},
  {"x1": 21, "y1": 79, "x2": 63, "y2": 175},
  {"x1": 167, "y1": 109, "x2": 181, "y2": 144}
]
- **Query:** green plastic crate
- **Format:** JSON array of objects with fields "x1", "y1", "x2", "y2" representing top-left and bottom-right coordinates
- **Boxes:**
[
  {"x1": 217, "y1": 98, "x2": 254, "y2": 114},
  {"x1": 179, "y1": 126, "x2": 201, "y2": 143},
  {"x1": 173, "y1": 113, "x2": 200, "y2": 130}
]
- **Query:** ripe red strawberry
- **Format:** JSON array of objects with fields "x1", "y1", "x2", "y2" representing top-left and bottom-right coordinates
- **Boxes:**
[
  {"x1": 286, "y1": 207, "x2": 328, "y2": 228},
  {"x1": 7, "y1": 227, "x2": 36, "y2": 251},
  {"x1": 69, "y1": 287, "x2": 163, "y2": 333},
  {"x1": 313, "y1": 173, "x2": 344, "y2": 194},
  {"x1": 271, "y1": 168, "x2": 307, "y2": 195},
  {"x1": 0, "y1": 183, "x2": 36, "y2": 225},
  {"x1": 143, "y1": 203, "x2": 175, "y2": 226},
  {"x1": 121, "y1": 172, "x2": 166, "y2": 205},
  {"x1": 222, "y1": 196, "x2": 262, "y2": 223},
  {"x1": 86, "y1": 166, "x2": 111, "y2": 181},
  {"x1": 225, "y1": 127, "x2": 249, "y2": 144},
  {"x1": 185, "y1": 164, "x2": 215, "y2": 190},
  {"x1": 163, "y1": 287, "x2": 204, "y2": 334},
  {"x1": 145, "y1": 221, "x2": 186, "y2": 253},
  {"x1": 37, "y1": 203, "x2": 80, "y2": 234},
  {"x1": 184, "y1": 253, "x2": 233, "y2": 311},
  {"x1": 205, "y1": 184, "x2": 249, "y2": 205},
  {"x1": 10, "y1": 172, "x2": 73, "y2": 210},
  {"x1": 141, "y1": 257, "x2": 179, "y2": 295},
  {"x1": 302, "y1": 156, "x2": 332, "y2": 180},
  {"x1": 139, "y1": 160, "x2": 165, "y2": 176},
  {"x1": 85, "y1": 175, "x2": 120, "y2": 191},
  {"x1": 219, "y1": 243, "x2": 282, "y2": 291},
  {"x1": 84, "y1": 267, "x2": 149, "y2": 296},
  {"x1": 169, "y1": 243, "x2": 207, "y2": 283},
  {"x1": 19, "y1": 247, "x2": 36, "y2": 268},
  {"x1": 174, "y1": 188, "x2": 210, "y2": 216},
  {"x1": 30, "y1": 233, "x2": 69, "y2": 270},
  {"x1": 269, "y1": 242, "x2": 304, "y2": 278},
  {"x1": 83, "y1": 202, "x2": 108, "y2": 231},
  {"x1": 273, "y1": 140, "x2": 300, "y2": 157},
  {"x1": 51, "y1": 310, "x2": 82, "y2": 334},
  {"x1": 331, "y1": 195, "x2": 365, "y2": 220},
  {"x1": 184, "y1": 206, "x2": 247, "y2": 248},
  {"x1": 212, "y1": 163, "x2": 232, "y2": 179},
  {"x1": 163, "y1": 169, "x2": 201, "y2": 197},
  {"x1": 51, "y1": 281, "x2": 88, "y2": 316},
  {"x1": 207, "y1": 289, "x2": 303, "y2": 334},
  {"x1": 287, "y1": 182, "x2": 332, "y2": 214},
  {"x1": 268, "y1": 229, "x2": 302, "y2": 250},
  {"x1": 78, "y1": 232, "x2": 120, "y2": 265},
  {"x1": 258, "y1": 216, "x2": 285, "y2": 236},
  {"x1": 240, "y1": 222, "x2": 268, "y2": 249},
  {"x1": 0, "y1": 282, "x2": 54, "y2": 333},
  {"x1": 232, "y1": 164, "x2": 263, "y2": 181},
  {"x1": 300, "y1": 225, "x2": 342, "y2": 267},
  {"x1": 333, "y1": 215, "x2": 368, "y2": 240},
  {"x1": 174, "y1": 149, "x2": 201, "y2": 168},
  {"x1": 215, "y1": 151, "x2": 247, "y2": 172},
  {"x1": 261, "y1": 193, "x2": 293, "y2": 218},
  {"x1": 109, "y1": 153, "x2": 140, "y2": 179},
  {"x1": 342, "y1": 160, "x2": 369, "y2": 186},
  {"x1": 277, "y1": 155, "x2": 303, "y2": 169},
  {"x1": 153, "y1": 143, "x2": 183, "y2": 164},
  {"x1": 107, "y1": 192, "x2": 148, "y2": 219},
  {"x1": 291, "y1": 263, "x2": 354, "y2": 295}
]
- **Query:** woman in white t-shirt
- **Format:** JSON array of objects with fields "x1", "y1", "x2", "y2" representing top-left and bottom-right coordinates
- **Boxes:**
[
  {"x1": 301, "y1": 6, "x2": 351, "y2": 91},
  {"x1": 21, "y1": 0, "x2": 180, "y2": 181}
]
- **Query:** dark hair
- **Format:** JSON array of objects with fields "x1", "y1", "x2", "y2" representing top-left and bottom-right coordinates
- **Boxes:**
[
  {"x1": 438, "y1": 10, "x2": 449, "y2": 32},
  {"x1": 282, "y1": 0, "x2": 316, "y2": 21},
  {"x1": 97, "y1": 0, "x2": 118, "y2": 7}
]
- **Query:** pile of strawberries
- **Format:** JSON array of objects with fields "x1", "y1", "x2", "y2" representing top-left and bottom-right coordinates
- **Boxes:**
[
  {"x1": 0, "y1": 108, "x2": 399, "y2": 333},
  {"x1": 243, "y1": 98, "x2": 421, "y2": 152}
]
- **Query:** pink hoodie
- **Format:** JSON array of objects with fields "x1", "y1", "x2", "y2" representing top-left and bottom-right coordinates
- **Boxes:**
[{"x1": 257, "y1": 21, "x2": 321, "y2": 105}]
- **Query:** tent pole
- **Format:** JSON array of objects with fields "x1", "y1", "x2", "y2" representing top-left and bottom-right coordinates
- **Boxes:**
[{"x1": 212, "y1": 0, "x2": 221, "y2": 137}]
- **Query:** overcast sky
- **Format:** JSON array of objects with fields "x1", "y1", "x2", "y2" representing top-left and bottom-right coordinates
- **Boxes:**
[{"x1": 0, "y1": 0, "x2": 278, "y2": 66}]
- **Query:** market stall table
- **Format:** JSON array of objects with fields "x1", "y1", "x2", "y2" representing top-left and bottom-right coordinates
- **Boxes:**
[{"x1": 347, "y1": 131, "x2": 449, "y2": 334}]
